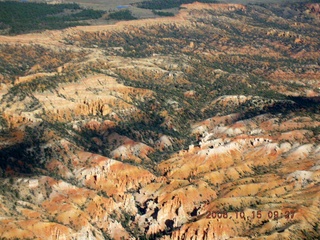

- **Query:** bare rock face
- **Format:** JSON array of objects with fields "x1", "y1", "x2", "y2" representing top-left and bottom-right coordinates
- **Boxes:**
[
  {"x1": 0, "y1": 1, "x2": 320, "y2": 240},
  {"x1": 306, "y1": 3, "x2": 320, "y2": 16},
  {"x1": 156, "y1": 112, "x2": 320, "y2": 239}
]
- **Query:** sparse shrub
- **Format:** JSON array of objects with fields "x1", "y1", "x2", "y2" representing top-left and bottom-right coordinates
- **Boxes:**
[{"x1": 108, "y1": 10, "x2": 137, "y2": 20}]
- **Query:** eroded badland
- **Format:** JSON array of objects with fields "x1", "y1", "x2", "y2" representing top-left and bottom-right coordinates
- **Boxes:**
[{"x1": 0, "y1": 2, "x2": 320, "y2": 239}]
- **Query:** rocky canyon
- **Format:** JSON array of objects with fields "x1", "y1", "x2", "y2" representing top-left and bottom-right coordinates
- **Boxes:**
[{"x1": 0, "y1": 1, "x2": 319, "y2": 239}]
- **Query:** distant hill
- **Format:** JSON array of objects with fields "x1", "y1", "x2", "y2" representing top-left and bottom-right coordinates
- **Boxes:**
[{"x1": 0, "y1": 1, "x2": 105, "y2": 34}]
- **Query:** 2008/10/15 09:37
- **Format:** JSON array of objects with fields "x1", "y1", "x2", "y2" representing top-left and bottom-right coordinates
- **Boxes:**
[{"x1": 206, "y1": 210, "x2": 296, "y2": 220}]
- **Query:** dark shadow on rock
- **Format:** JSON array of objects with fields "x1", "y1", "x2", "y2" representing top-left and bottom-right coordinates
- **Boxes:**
[
  {"x1": 239, "y1": 96, "x2": 320, "y2": 121},
  {"x1": 0, "y1": 122, "x2": 59, "y2": 177}
]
